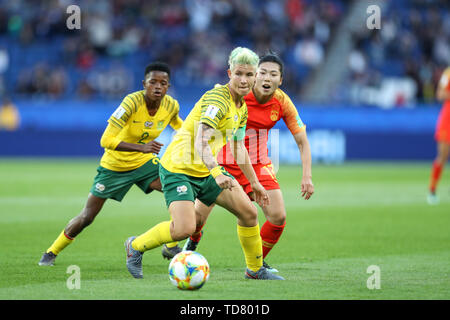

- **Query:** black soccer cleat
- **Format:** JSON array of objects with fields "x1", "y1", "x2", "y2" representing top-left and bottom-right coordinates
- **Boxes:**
[
  {"x1": 161, "y1": 243, "x2": 182, "y2": 260},
  {"x1": 263, "y1": 260, "x2": 279, "y2": 273},
  {"x1": 182, "y1": 231, "x2": 203, "y2": 251}
]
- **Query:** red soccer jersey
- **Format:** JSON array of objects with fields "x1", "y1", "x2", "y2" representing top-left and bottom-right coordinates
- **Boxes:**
[
  {"x1": 218, "y1": 88, "x2": 306, "y2": 166},
  {"x1": 435, "y1": 67, "x2": 450, "y2": 143}
]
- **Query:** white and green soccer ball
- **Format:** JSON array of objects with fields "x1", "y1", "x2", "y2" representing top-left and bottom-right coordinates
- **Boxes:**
[{"x1": 168, "y1": 251, "x2": 210, "y2": 290}]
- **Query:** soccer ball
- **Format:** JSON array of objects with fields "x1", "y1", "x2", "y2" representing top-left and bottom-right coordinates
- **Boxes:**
[{"x1": 168, "y1": 251, "x2": 210, "y2": 290}]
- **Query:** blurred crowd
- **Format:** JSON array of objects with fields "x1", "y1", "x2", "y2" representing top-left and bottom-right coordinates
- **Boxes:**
[
  {"x1": 346, "y1": 0, "x2": 450, "y2": 105},
  {"x1": 0, "y1": 0, "x2": 345, "y2": 101},
  {"x1": 0, "y1": 0, "x2": 448, "y2": 105}
]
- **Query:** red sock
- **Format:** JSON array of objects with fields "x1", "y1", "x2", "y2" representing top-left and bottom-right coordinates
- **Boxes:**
[
  {"x1": 260, "y1": 220, "x2": 286, "y2": 259},
  {"x1": 190, "y1": 224, "x2": 204, "y2": 242},
  {"x1": 64, "y1": 231, "x2": 74, "y2": 240},
  {"x1": 429, "y1": 160, "x2": 443, "y2": 193}
]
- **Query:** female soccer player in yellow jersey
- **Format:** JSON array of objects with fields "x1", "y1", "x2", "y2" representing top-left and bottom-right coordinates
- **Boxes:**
[
  {"x1": 38, "y1": 62, "x2": 183, "y2": 266},
  {"x1": 125, "y1": 47, "x2": 284, "y2": 280},
  {"x1": 185, "y1": 53, "x2": 314, "y2": 273}
]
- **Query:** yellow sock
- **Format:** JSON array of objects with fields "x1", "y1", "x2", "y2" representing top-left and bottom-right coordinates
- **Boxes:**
[
  {"x1": 237, "y1": 224, "x2": 263, "y2": 272},
  {"x1": 165, "y1": 241, "x2": 179, "y2": 248},
  {"x1": 47, "y1": 230, "x2": 74, "y2": 255},
  {"x1": 132, "y1": 221, "x2": 173, "y2": 252}
]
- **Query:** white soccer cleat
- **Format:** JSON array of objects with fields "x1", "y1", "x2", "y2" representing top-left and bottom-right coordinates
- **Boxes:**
[{"x1": 427, "y1": 193, "x2": 440, "y2": 205}]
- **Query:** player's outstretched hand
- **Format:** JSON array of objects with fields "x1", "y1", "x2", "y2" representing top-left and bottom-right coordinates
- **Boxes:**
[
  {"x1": 251, "y1": 182, "x2": 270, "y2": 207},
  {"x1": 215, "y1": 174, "x2": 234, "y2": 190},
  {"x1": 301, "y1": 176, "x2": 314, "y2": 200},
  {"x1": 141, "y1": 141, "x2": 164, "y2": 154}
]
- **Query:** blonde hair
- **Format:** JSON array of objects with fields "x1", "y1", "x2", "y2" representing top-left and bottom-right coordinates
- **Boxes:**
[{"x1": 228, "y1": 47, "x2": 259, "y2": 71}]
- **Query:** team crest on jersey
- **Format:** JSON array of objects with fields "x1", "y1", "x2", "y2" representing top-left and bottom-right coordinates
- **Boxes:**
[
  {"x1": 270, "y1": 109, "x2": 279, "y2": 121},
  {"x1": 157, "y1": 120, "x2": 164, "y2": 130},
  {"x1": 145, "y1": 121, "x2": 153, "y2": 128},
  {"x1": 234, "y1": 114, "x2": 238, "y2": 122}
]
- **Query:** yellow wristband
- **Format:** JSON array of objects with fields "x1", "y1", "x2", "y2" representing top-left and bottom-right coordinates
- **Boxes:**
[{"x1": 210, "y1": 166, "x2": 224, "y2": 178}]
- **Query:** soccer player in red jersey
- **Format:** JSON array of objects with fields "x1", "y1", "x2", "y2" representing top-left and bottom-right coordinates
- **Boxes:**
[
  {"x1": 428, "y1": 67, "x2": 450, "y2": 205},
  {"x1": 183, "y1": 53, "x2": 314, "y2": 272}
]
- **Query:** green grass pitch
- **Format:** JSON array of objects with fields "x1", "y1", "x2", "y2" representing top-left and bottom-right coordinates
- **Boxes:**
[{"x1": 0, "y1": 158, "x2": 449, "y2": 300}]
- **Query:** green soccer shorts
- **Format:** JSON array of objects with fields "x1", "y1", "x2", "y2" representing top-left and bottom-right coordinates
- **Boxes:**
[
  {"x1": 90, "y1": 157, "x2": 160, "y2": 201},
  {"x1": 159, "y1": 165, "x2": 234, "y2": 208}
]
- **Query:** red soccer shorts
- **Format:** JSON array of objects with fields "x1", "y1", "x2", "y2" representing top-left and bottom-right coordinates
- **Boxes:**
[
  {"x1": 435, "y1": 102, "x2": 450, "y2": 144},
  {"x1": 223, "y1": 162, "x2": 280, "y2": 197}
]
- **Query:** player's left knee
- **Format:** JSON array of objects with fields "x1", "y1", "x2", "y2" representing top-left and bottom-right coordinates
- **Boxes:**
[
  {"x1": 240, "y1": 205, "x2": 258, "y2": 226},
  {"x1": 171, "y1": 222, "x2": 196, "y2": 241},
  {"x1": 268, "y1": 211, "x2": 286, "y2": 226}
]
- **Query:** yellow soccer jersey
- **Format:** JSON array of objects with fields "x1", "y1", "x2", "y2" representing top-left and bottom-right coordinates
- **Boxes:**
[
  {"x1": 100, "y1": 90, "x2": 183, "y2": 171},
  {"x1": 160, "y1": 84, "x2": 248, "y2": 177}
]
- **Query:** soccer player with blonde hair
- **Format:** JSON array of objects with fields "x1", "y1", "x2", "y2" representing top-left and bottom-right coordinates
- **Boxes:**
[
  {"x1": 125, "y1": 47, "x2": 284, "y2": 280},
  {"x1": 183, "y1": 52, "x2": 314, "y2": 273},
  {"x1": 38, "y1": 62, "x2": 183, "y2": 266}
]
